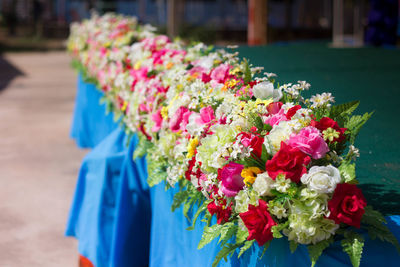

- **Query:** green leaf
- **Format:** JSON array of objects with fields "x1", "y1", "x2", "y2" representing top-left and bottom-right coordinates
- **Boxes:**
[
  {"x1": 243, "y1": 59, "x2": 252, "y2": 84},
  {"x1": 146, "y1": 153, "x2": 167, "y2": 187},
  {"x1": 339, "y1": 162, "x2": 356, "y2": 183},
  {"x1": 187, "y1": 201, "x2": 208, "y2": 231},
  {"x1": 219, "y1": 223, "x2": 238, "y2": 247},
  {"x1": 238, "y1": 240, "x2": 255, "y2": 258},
  {"x1": 307, "y1": 237, "x2": 334, "y2": 267},
  {"x1": 236, "y1": 227, "x2": 249, "y2": 244},
  {"x1": 289, "y1": 240, "x2": 298, "y2": 253},
  {"x1": 133, "y1": 135, "x2": 153, "y2": 159},
  {"x1": 171, "y1": 190, "x2": 189, "y2": 212},
  {"x1": 341, "y1": 232, "x2": 364, "y2": 267},
  {"x1": 212, "y1": 243, "x2": 241, "y2": 267},
  {"x1": 330, "y1": 101, "x2": 360, "y2": 118},
  {"x1": 362, "y1": 206, "x2": 400, "y2": 252},
  {"x1": 271, "y1": 221, "x2": 289, "y2": 239},
  {"x1": 198, "y1": 224, "x2": 224, "y2": 249},
  {"x1": 345, "y1": 112, "x2": 373, "y2": 144}
]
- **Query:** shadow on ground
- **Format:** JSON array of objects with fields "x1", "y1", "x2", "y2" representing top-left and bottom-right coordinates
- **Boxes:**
[{"x1": 0, "y1": 56, "x2": 25, "y2": 92}]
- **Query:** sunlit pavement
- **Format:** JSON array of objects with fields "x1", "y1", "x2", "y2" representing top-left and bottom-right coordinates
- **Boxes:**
[{"x1": 0, "y1": 52, "x2": 86, "y2": 266}]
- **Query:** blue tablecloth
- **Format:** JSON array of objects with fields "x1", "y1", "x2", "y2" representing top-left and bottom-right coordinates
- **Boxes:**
[
  {"x1": 66, "y1": 128, "x2": 150, "y2": 267},
  {"x1": 68, "y1": 76, "x2": 400, "y2": 267},
  {"x1": 70, "y1": 73, "x2": 119, "y2": 148}
]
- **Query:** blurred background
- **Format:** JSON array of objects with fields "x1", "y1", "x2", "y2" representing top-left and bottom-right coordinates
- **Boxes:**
[{"x1": 0, "y1": 0, "x2": 399, "y2": 50}]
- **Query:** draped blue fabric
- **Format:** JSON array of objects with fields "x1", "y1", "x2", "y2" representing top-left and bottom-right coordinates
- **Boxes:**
[
  {"x1": 66, "y1": 128, "x2": 150, "y2": 267},
  {"x1": 69, "y1": 76, "x2": 400, "y2": 267},
  {"x1": 70, "y1": 73, "x2": 119, "y2": 148}
]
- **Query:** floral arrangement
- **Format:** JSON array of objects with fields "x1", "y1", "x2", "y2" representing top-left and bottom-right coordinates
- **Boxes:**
[{"x1": 69, "y1": 13, "x2": 400, "y2": 267}]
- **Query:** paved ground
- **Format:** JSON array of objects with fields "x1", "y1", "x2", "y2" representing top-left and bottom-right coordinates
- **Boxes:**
[{"x1": 0, "y1": 52, "x2": 86, "y2": 266}]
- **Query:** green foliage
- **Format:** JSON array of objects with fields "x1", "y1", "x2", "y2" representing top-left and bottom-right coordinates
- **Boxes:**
[
  {"x1": 339, "y1": 161, "x2": 356, "y2": 183},
  {"x1": 289, "y1": 240, "x2": 298, "y2": 253},
  {"x1": 186, "y1": 201, "x2": 208, "y2": 231},
  {"x1": 198, "y1": 224, "x2": 224, "y2": 249},
  {"x1": 243, "y1": 59, "x2": 252, "y2": 84},
  {"x1": 329, "y1": 101, "x2": 360, "y2": 120},
  {"x1": 238, "y1": 240, "x2": 255, "y2": 258},
  {"x1": 236, "y1": 227, "x2": 249, "y2": 244},
  {"x1": 133, "y1": 135, "x2": 153, "y2": 159},
  {"x1": 345, "y1": 112, "x2": 373, "y2": 144},
  {"x1": 219, "y1": 222, "x2": 238, "y2": 247},
  {"x1": 341, "y1": 231, "x2": 364, "y2": 267},
  {"x1": 271, "y1": 222, "x2": 289, "y2": 239},
  {"x1": 212, "y1": 243, "x2": 242, "y2": 267},
  {"x1": 146, "y1": 154, "x2": 167, "y2": 187},
  {"x1": 362, "y1": 206, "x2": 400, "y2": 252},
  {"x1": 307, "y1": 237, "x2": 334, "y2": 267},
  {"x1": 171, "y1": 190, "x2": 189, "y2": 212}
]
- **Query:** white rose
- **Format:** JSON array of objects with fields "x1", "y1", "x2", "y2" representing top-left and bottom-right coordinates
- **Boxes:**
[
  {"x1": 264, "y1": 121, "x2": 294, "y2": 154},
  {"x1": 253, "y1": 172, "x2": 275, "y2": 196},
  {"x1": 252, "y1": 81, "x2": 282, "y2": 101},
  {"x1": 301, "y1": 165, "x2": 341, "y2": 194}
]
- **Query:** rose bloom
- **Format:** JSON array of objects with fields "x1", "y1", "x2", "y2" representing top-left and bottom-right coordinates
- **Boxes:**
[
  {"x1": 237, "y1": 132, "x2": 263, "y2": 158},
  {"x1": 286, "y1": 126, "x2": 329, "y2": 159},
  {"x1": 239, "y1": 199, "x2": 277, "y2": 246},
  {"x1": 310, "y1": 117, "x2": 347, "y2": 143},
  {"x1": 219, "y1": 162, "x2": 245, "y2": 197},
  {"x1": 169, "y1": 106, "x2": 192, "y2": 133},
  {"x1": 328, "y1": 183, "x2": 367, "y2": 228},
  {"x1": 265, "y1": 142, "x2": 311, "y2": 183}
]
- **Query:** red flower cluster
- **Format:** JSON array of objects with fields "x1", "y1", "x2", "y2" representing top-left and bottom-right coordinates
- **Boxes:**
[
  {"x1": 328, "y1": 183, "x2": 367, "y2": 228},
  {"x1": 311, "y1": 117, "x2": 347, "y2": 143},
  {"x1": 265, "y1": 142, "x2": 311, "y2": 183},
  {"x1": 239, "y1": 200, "x2": 277, "y2": 246},
  {"x1": 207, "y1": 199, "x2": 232, "y2": 224}
]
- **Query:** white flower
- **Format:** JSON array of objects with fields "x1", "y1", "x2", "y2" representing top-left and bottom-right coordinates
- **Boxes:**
[
  {"x1": 301, "y1": 165, "x2": 342, "y2": 194},
  {"x1": 264, "y1": 121, "x2": 294, "y2": 154},
  {"x1": 253, "y1": 172, "x2": 275, "y2": 196},
  {"x1": 274, "y1": 174, "x2": 291, "y2": 193},
  {"x1": 310, "y1": 93, "x2": 335, "y2": 108},
  {"x1": 270, "y1": 205, "x2": 287, "y2": 219},
  {"x1": 252, "y1": 81, "x2": 282, "y2": 101}
]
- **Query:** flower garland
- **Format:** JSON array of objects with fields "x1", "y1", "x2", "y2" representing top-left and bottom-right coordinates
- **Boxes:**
[{"x1": 68, "y1": 13, "x2": 400, "y2": 267}]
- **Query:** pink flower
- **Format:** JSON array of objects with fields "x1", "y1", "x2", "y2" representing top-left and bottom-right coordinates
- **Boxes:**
[
  {"x1": 210, "y1": 64, "x2": 230, "y2": 83},
  {"x1": 286, "y1": 126, "x2": 329, "y2": 159},
  {"x1": 196, "y1": 106, "x2": 215, "y2": 125},
  {"x1": 169, "y1": 106, "x2": 192, "y2": 133},
  {"x1": 219, "y1": 162, "x2": 244, "y2": 197},
  {"x1": 264, "y1": 109, "x2": 288, "y2": 126},
  {"x1": 151, "y1": 108, "x2": 163, "y2": 132}
]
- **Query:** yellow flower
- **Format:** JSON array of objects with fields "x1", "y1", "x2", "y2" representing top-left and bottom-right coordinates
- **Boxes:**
[
  {"x1": 166, "y1": 62, "x2": 174, "y2": 69},
  {"x1": 134, "y1": 60, "x2": 142, "y2": 70},
  {"x1": 322, "y1": 127, "x2": 340, "y2": 142},
  {"x1": 121, "y1": 101, "x2": 128, "y2": 112},
  {"x1": 241, "y1": 167, "x2": 262, "y2": 185},
  {"x1": 187, "y1": 137, "x2": 199, "y2": 158},
  {"x1": 161, "y1": 106, "x2": 169, "y2": 119}
]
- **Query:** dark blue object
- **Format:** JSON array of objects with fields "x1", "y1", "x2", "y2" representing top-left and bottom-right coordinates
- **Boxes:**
[{"x1": 70, "y1": 73, "x2": 119, "y2": 148}]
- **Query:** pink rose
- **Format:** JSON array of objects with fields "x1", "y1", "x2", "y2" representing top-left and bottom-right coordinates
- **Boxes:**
[
  {"x1": 264, "y1": 108, "x2": 288, "y2": 126},
  {"x1": 169, "y1": 106, "x2": 192, "y2": 133},
  {"x1": 218, "y1": 162, "x2": 244, "y2": 197},
  {"x1": 151, "y1": 108, "x2": 163, "y2": 132},
  {"x1": 210, "y1": 64, "x2": 230, "y2": 83},
  {"x1": 286, "y1": 126, "x2": 329, "y2": 159},
  {"x1": 196, "y1": 106, "x2": 215, "y2": 125}
]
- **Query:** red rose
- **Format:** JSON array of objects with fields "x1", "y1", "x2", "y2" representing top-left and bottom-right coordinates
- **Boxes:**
[
  {"x1": 286, "y1": 105, "x2": 302, "y2": 119},
  {"x1": 328, "y1": 183, "x2": 367, "y2": 228},
  {"x1": 310, "y1": 117, "x2": 347, "y2": 143},
  {"x1": 239, "y1": 200, "x2": 277, "y2": 246},
  {"x1": 237, "y1": 132, "x2": 263, "y2": 158},
  {"x1": 207, "y1": 200, "x2": 232, "y2": 224},
  {"x1": 265, "y1": 142, "x2": 311, "y2": 183},
  {"x1": 267, "y1": 102, "x2": 283, "y2": 115}
]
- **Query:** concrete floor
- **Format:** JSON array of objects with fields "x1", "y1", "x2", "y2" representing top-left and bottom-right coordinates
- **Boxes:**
[{"x1": 0, "y1": 52, "x2": 87, "y2": 266}]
